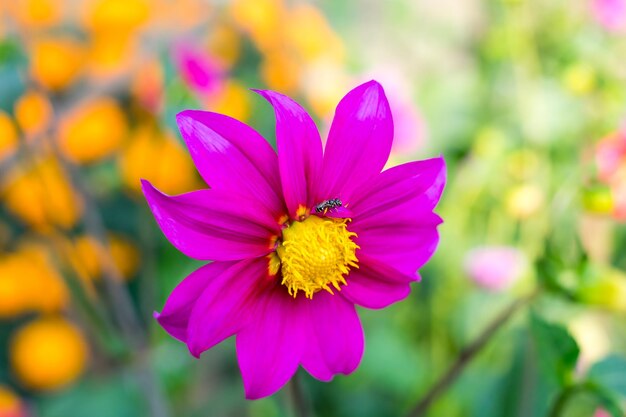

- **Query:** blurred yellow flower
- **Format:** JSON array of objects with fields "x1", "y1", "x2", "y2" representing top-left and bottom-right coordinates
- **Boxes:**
[
  {"x1": 0, "y1": 266, "x2": 27, "y2": 318},
  {"x1": 563, "y1": 63, "x2": 596, "y2": 96},
  {"x1": 207, "y1": 80, "x2": 251, "y2": 122},
  {"x1": 30, "y1": 38, "x2": 85, "y2": 91},
  {"x1": 84, "y1": 0, "x2": 150, "y2": 34},
  {"x1": 6, "y1": 0, "x2": 63, "y2": 29},
  {"x1": 207, "y1": 24, "x2": 242, "y2": 68},
  {"x1": 0, "y1": 246, "x2": 68, "y2": 318},
  {"x1": 230, "y1": 0, "x2": 284, "y2": 51},
  {"x1": 473, "y1": 127, "x2": 507, "y2": 158},
  {"x1": 0, "y1": 111, "x2": 18, "y2": 162},
  {"x1": 261, "y1": 50, "x2": 301, "y2": 94},
  {"x1": 1, "y1": 157, "x2": 82, "y2": 230},
  {"x1": 506, "y1": 184, "x2": 545, "y2": 219},
  {"x1": 10, "y1": 317, "x2": 88, "y2": 391},
  {"x1": 578, "y1": 267, "x2": 626, "y2": 313},
  {"x1": 285, "y1": 4, "x2": 344, "y2": 63},
  {"x1": 72, "y1": 234, "x2": 139, "y2": 281},
  {"x1": 87, "y1": 33, "x2": 136, "y2": 80},
  {"x1": 0, "y1": 385, "x2": 25, "y2": 417},
  {"x1": 583, "y1": 187, "x2": 614, "y2": 215},
  {"x1": 506, "y1": 149, "x2": 540, "y2": 180},
  {"x1": 14, "y1": 90, "x2": 53, "y2": 137},
  {"x1": 119, "y1": 126, "x2": 199, "y2": 195},
  {"x1": 58, "y1": 98, "x2": 128, "y2": 164}
]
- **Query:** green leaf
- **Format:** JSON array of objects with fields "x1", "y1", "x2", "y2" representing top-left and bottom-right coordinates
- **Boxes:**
[
  {"x1": 530, "y1": 312, "x2": 580, "y2": 386},
  {"x1": 588, "y1": 355, "x2": 626, "y2": 399}
]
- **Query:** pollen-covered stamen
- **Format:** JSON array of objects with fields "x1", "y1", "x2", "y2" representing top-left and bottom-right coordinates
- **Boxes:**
[{"x1": 276, "y1": 215, "x2": 359, "y2": 299}]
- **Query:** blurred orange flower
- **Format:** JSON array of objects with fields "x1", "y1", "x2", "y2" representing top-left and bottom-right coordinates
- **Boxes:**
[
  {"x1": 119, "y1": 126, "x2": 199, "y2": 195},
  {"x1": 206, "y1": 24, "x2": 242, "y2": 69},
  {"x1": 30, "y1": 38, "x2": 85, "y2": 91},
  {"x1": 260, "y1": 49, "x2": 301, "y2": 94},
  {"x1": 87, "y1": 33, "x2": 137, "y2": 80},
  {"x1": 71, "y1": 234, "x2": 140, "y2": 281},
  {"x1": 285, "y1": 4, "x2": 344, "y2": 64},
  {"x1": 10, "y1": 317, "x2": 88, "y2": 391},
  {"x1": 6, "y1": 0, "x2": 64, "y2": 30},
  {"x1": 230, "y1": 0, "x2": 284, "y2": 52},
  {"x1": 207, "y1": 80, "x2": 252, "y2": 122},
  {"x1": 131, "y1": 58, "x2": 164, "y2": 114},
  {"x1": 0, "y1": 245, "x2": 68, "y2": 318},
  {"x1": 14, "y1": 90, "x2": 53, "y2": 137},
  {"x1": 58, "y1": 98, "x2": 128, "y2": 164},
  {"x1": 84, "y1": 0, "x2": 150, "y2": 34},
  {"x1": 0, "y1": 111, "x2": 18, "y2": 163},
  {"x1": 1, "y1": 157, "x2": 82, "y2": 231},
  {"x1": 0, "y1": 385, "x2": 26, "y2": 417}
]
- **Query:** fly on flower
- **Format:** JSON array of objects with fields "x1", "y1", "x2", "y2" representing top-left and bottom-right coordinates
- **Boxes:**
[
  {"x1": 143, "y1": 80, "x2": 446, "y2": 399},
  {"x1": 314, "y1": 198, "x2": 343, "y2": 213}
]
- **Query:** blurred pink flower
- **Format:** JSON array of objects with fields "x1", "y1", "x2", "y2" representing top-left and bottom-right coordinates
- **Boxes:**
[
  {"x1": 594, "y1": 409, "x2": 611, "y2": 417},
  {"x1": 595, "y1": 128, "x2": 626, "y2": 220},
  {"x1": 464, "y1": 246, "x2": 527, "y2": 291},
  {"x1": 591, "y1": 0, "x2": 626, "y2": 31},
  {"x1": 596, "y1": 129, "x2": 626, "y2": 183},
  {"x1": 361, "y1": 68, "x2": 426, "y2": 159},
  {"x1": 391, "y1": 96, "x2": 426, "y2": 156},
  {"x1": 172, "y1": 42, "x2": 224, "y2": 95}
]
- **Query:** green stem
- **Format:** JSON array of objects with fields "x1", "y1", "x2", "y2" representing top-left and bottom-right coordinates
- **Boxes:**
[
  {"x1": 548, "y1": 382, "x2": 600, "y2": 417},
  {"x1": 405, "y1": 290, "x2": 538, "y2": 417},
  {"x1": 289, "y1": 373, "x2": 311, "y2": 417}
]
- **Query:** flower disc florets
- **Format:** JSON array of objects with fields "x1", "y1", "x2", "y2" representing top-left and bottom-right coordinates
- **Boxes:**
[{"x1": 276, "y1": 215, "x2": 359, "y2": 299}]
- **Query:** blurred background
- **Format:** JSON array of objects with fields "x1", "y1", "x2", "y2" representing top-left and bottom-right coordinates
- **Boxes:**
[{"x1": 1, "y1": 0, "x2": 626, "y2": 416}]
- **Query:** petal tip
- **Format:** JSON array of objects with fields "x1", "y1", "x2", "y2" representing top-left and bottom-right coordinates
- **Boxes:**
[
  {"x1": 140, "y1": 179, "x2": 158, "y2": 198},
  {"x1": 188, "y1": 344, "x2": 202, "y2": 359}
]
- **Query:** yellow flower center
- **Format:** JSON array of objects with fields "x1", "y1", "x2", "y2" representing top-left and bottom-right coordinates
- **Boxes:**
[{"x1": 275, "y1": 215, "x2": 359, "y2": 299}]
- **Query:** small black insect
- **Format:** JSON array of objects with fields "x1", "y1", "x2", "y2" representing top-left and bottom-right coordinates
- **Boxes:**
[{"x1": 314, "y1": 198, "x2": 343, "y2": 213}]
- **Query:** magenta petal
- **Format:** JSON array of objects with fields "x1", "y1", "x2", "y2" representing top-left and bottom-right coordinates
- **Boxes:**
[
  {"x1": 351, "y1": 207, "x2": 442, "y2": 275},
  {"x1": 300, "y1": 335, "x2": 333, "y2": 382},
  {"x1": 155, "y1": 261, "x2": 234, "y2": 342},
  {"x1": 342, "y1": 254, "x2": 417, "y2": 309},
  {"x1": 236, "y1": 287, "x2": 307, "y2": 399},
  {"x1": 142, "y1": 180, "x2": 278, "y2": 261},
  {"x1": 176, "y1": 110, "x2": 285, "y2": 217},
  {"x1": 187, "y1": 258, "x2": 268, "y2": 358},
  {"x1": 320, "y1": 80, "x2": 393, "y2": 201},
  {"x1": 301, "y1": 292, "x2": 364, "y2": 379},
  {"x1": 349, "y1": 156, "x2": 446, "y2": 221},
  {"x1": 255, "y1": 90, "x2": 323, "y2": 219}
]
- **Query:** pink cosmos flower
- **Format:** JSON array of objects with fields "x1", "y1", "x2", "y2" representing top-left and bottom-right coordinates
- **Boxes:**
[
  {"x1": 591, "y1": 0, "x2": 626, "y2": 31},
  {"x1": 143, "y1": 81, "x2": 445, "y2": 399},
  {"x1": 464, "y1": 246, "x2": 527, "y2": 292}
]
